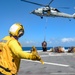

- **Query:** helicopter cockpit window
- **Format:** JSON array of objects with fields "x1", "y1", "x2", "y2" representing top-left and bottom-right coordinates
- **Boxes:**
[
  {"x1": 52, "y1": 8, "x2": 60, "y2": 12},
  {"x1": 55, "y1": 9, "x2": 60, "y2": 12}
]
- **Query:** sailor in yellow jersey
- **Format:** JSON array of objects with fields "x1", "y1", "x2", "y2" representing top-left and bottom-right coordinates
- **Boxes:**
[{"x1": 0, "y1": 23, "x2": 44, "y2": 75}]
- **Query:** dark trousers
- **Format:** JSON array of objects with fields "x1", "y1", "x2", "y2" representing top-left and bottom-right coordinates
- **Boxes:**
[
  {"x1": 0, "y1": 72, "x2": 4, "y2": 75},
  {"x1": 42, "y1": 47, "x2": 47, "y2": 52}
]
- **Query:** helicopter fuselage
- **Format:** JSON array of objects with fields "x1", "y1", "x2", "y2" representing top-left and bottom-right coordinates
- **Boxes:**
[
  {"x1": 21, "y1": 0, "x2": 75, "y2": 19},
  {"x1": 30, "y1": 7, "x2": 75, "y2": 19}
]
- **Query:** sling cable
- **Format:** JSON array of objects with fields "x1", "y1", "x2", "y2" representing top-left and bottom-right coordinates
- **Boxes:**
[{"x1": 42, "y1": 18, "x2": 47, "y2": 52}]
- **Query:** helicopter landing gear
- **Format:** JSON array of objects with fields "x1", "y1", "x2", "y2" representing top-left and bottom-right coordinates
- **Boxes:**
[
  {"x1": 69, "y1": 19, "x2": 71, "y2": 21},
  {"x1": 41, "y1": 16, "x2": 43, "y2": 19}
]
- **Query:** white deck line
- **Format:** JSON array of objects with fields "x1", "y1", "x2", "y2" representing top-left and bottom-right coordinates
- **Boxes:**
[
  {"x1": 22, "y1": 59, "x2": 69, "y2": 67},
  {"x1": 50, "y1": 73, "x2": 75, "y2": 74},
  {"x1": 22, "y1": 50, "x2": 71, "y2": 67}
]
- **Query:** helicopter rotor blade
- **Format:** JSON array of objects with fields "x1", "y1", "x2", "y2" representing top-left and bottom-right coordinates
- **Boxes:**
[
  {"x1": 48, "y1": 0, "x2": 54, "y2": 6},
  {"x1": 21, "y1": 0, "x2": 46, "y2": 6}
]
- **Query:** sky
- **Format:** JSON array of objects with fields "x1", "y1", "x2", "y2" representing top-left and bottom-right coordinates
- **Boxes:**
[{"x1": 0, "y1": 0, "x2": 75, "y2": 47}]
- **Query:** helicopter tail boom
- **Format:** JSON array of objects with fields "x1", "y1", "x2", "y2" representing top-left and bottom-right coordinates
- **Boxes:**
[{"x1": 73, "y1": 13, "x2": 75, "y2": 19}]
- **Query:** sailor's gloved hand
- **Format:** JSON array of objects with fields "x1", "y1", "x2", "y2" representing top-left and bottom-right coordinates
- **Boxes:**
[{"x1": 31, "y1": 46, "x2": 44, "y2": 64}]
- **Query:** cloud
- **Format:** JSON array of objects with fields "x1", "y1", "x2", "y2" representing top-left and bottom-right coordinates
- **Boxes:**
[
  {"x1": 25, "y1": 41, "x2": 35, "y2": 44},
  {"x1": 21, "y1": 40, "x2": 41, "y2": 47},
  {"x1": 47, "y1": 41, "x2": 52, "y2": 44},
  {"x1": 21, "y1": 37, "x2": 75, "y2": 47},
  {"x1": 61, "y1": 38, "x2": 75, "y2": 43}
]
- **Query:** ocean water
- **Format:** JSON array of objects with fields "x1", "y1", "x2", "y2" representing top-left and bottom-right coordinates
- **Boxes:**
[{"x1": 22, "y1": 47, "x2": 69, "y2": 51}]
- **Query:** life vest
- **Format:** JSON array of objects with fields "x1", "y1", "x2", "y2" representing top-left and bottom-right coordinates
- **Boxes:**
[{"x1": 0, "y1": 39, "x2": 17, "y2": 75}]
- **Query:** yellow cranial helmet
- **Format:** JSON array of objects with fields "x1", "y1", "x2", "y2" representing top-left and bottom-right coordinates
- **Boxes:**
[{"x1": 9, "y1": 23, "x2": 24, "y2": 37}]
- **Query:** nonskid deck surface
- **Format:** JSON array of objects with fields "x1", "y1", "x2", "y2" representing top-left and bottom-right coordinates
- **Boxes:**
[{"x1": 18, "y1": 52, "x2": 75, "y2": 75}]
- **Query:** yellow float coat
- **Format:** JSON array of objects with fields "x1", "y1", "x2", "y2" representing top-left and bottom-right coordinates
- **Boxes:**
[{"x1": 1, "y1": 36, "x2": 37, "y2": 74}]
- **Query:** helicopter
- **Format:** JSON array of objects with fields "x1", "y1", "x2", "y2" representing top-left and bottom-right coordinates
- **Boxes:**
[{"x1": 21, "y1": 0, "x2": 75, "y2": 19}]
